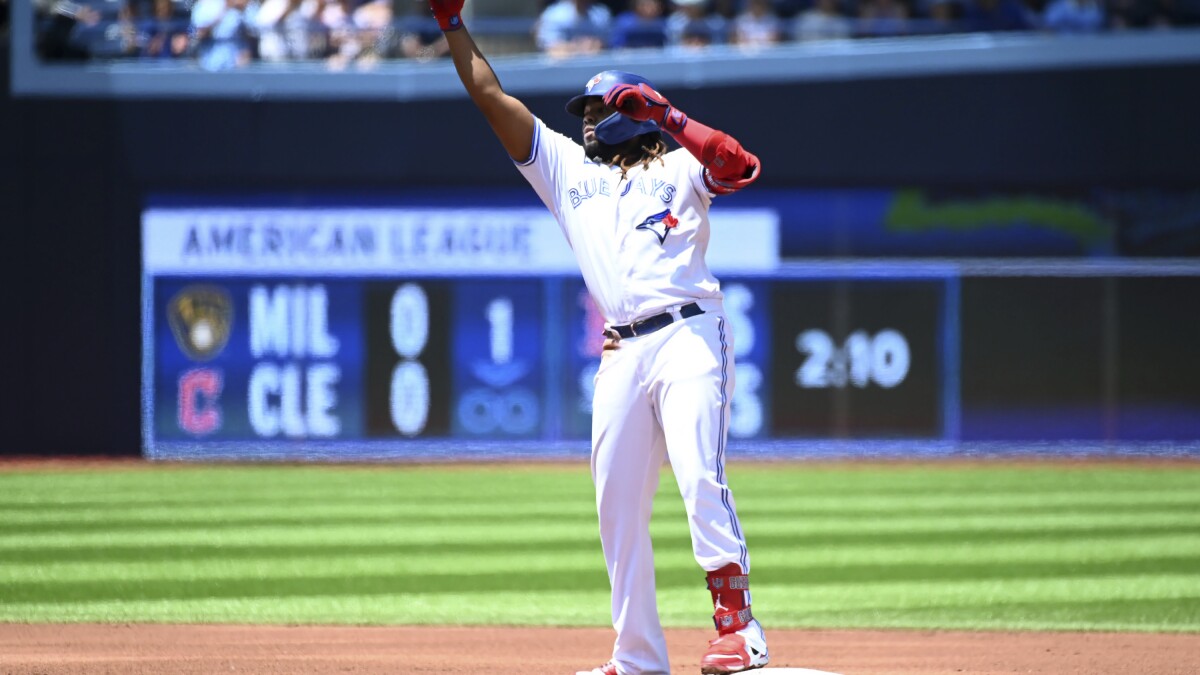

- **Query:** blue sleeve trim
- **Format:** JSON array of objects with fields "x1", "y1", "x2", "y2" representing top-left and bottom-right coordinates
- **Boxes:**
[{"x1": 515, "y1": 117, "x2": 541, "y2": 167}]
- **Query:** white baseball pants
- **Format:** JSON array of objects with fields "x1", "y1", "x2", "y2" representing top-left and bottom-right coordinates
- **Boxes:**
[{"x1": 590, "y1": 304, "x2": 750, "y2": 675}]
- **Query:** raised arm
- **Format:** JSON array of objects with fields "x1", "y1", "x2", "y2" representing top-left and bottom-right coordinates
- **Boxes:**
[
  {"x1": 603, "y1": 83, "x2": 761, "y2": 195},
  {"x1": 432, "y1": 0, "x2": 535, "y2": 162}
]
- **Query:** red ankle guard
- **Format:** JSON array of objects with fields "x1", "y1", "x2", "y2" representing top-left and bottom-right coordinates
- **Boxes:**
[
  {"x1": 706, "y1": 571, "x2": 750, "y2": 594},
  {"x1": 713, "y1": 606, "x2": 754, "y2": 634},
  {"x1": 707, "y1": 563, "x2": 752, "y2": 635}
]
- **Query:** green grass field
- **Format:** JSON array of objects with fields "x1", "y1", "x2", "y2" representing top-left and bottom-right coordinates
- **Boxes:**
[{"x1": 2, "y1": 461, "x2": 1198, "y2": 632}]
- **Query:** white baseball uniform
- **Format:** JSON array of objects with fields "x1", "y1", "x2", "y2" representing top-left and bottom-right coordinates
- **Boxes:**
[{"x1": 516, "y1": 116, "x2": 752, "y2": 675}]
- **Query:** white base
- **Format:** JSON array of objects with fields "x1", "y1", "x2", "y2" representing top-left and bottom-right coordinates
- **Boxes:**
[{"x1": 759, "y1": 669, "x2": 844, "y2": 675}]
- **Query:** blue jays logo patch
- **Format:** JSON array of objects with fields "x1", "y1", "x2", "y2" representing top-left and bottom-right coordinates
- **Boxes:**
[
  {"x1": 586, "y1": 74, "x2": 604, "y2": 92},
  {"x1": 636, "y1": 209, "x2": 679, "y2": 244}
]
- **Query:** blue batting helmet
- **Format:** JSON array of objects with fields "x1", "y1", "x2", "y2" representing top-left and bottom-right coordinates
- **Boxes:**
[{"x1": 565, "y1": 70, "x2": 660, "y2": 145}]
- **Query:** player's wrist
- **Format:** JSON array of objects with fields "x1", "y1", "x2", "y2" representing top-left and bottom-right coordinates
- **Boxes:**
[
  {"x1": 430, "y1": 0, "x2": 464, "y2": 31},
  {"x1": 436, "y1": 13, "x2": 463, "y2": 30},
  {"x1": 658, "y1": 107, "x2": 687, "y2": 135}
]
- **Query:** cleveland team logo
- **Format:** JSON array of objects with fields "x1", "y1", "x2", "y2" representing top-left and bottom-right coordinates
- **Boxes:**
[
  {"x1": 635, "y1": 209, "x2": 679, "y2": 244},
  {"x1": 167, "y1": 285, "x2": 233, "y2": 361}
]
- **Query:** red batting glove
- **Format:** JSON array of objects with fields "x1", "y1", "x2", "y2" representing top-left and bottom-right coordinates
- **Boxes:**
[
  {"x1": 430, "y1": 0, "x2": 464, "y2": 31},
  {"x1": 603, "y1": 83, "x2": 688, "y2": 135}
]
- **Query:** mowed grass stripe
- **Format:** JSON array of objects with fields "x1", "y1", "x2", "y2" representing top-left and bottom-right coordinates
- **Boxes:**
[
  {"x1": 3, "y1": 578, "x2": 1198, "y2": 631},
  {"x1": 5, "y1": 492, "x2": 1197, "y2": 526},
  {"x1": 0, "y1": 550, "x2": 613, "y2": 582},
  {"x1": 0, "y1": 492, "x2": 585, "y2": 510},
  {"x1": 735, "y1": 489, "x2": 1200, "y2": 514},
  {"x1": 7, "y1": 504, "x2": 1200, "y2": 539},
  {"x1": 4, "y1": 509, "x2": 1198, "y2": 550},
  {"x1": 744, "y1": 574, "x2": 1200, "y2": 615},
  {"x1": 1, "y1": 463, "x2": 1198, "y2": 630},
  {"x1": 0, "y1": 467, "x2": 591, "y2": 500},
  {"x1": 4, "y1": 465, "x2": 1192, "y2": 506},
  {"x1": 0, "y1": 590, "x2": 617, "y2": 625},
  {"x1": 7, "y1": 494, "x2": 1200, "y2": 530},
  {"x1": 0, "y1": 501, "x2": 599, "y2": 525},
  {"x1": 6, "y1": 523, "x2": 1196, "y2": 571},
  {"x1": 4, "y1": 487, "x2": 1195, "y2": 530},
  {"x1": 3, "y1": 527, "x2": 1198, "y2": 564},
  {"x1": 6, "y1": 555, "x2": 1200, "y2": 606},
  {"x1": 2, "y1": 465, "x2": 1192, "y2": 505},
  {"x1": 0, "y1": 510, "x2": 601, "y2": 535},
  {"x1": 0, "y1": 568, "x2": 613, "y2": 603},
  {"x1": 724, "y1": 466, "x2": 1200, "y2": 485},
  {"x1": 2, "y1": 575, "x2": 1199, "y2": 627},
  {"x1": 0, "y1": 485, "x2": 591, "y2": 507},
  {"x1": 4, "y1": 533, "x2": 1198, "y2": 583},
  {"x1": 3, "y1": 526, "x2": 1198, "y2": 574},
  {"x1": 776, "y1": 596, "x2": 1200, "y2": 632}
]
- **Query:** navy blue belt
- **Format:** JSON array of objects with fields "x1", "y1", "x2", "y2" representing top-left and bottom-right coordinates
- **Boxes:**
[{"x1": 604, "y1": 303, "x2": 704, "y2": 340}]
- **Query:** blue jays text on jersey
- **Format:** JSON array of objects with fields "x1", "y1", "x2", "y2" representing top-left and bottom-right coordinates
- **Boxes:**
[{"x1": 568, "y1": 175, "x2": 678, "y2": 210}]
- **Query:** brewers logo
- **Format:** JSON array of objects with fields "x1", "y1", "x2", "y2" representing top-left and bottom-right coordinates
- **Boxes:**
[{"x1": 168, "y1": 285, "x2": 233, "y2": 361}]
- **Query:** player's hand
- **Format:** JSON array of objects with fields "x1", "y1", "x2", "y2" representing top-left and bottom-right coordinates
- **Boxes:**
[
  {"x1": 429, "y1": 0, "x2": 464, "y2": 31},
  {"x1": 603, "y1": 83, "x2": 688, "y2": 134}
]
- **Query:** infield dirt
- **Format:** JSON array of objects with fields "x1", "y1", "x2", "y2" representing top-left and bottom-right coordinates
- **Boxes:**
[{"x1": 2, "y1": 624, "x2": 1198, "y2": 674}]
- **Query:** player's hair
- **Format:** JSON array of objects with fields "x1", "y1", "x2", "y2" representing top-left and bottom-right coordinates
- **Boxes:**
[{"x1": 608, "y1": 135, "x2": 669, "y2": 180}]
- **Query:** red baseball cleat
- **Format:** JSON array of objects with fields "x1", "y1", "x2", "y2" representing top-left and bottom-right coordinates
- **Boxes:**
[
  {"x1": 575, "y1": 661, "x2": 619, "y2": 675},
  {"x1": 700, "y1": 619, "x2": 769, "y2": 674}
]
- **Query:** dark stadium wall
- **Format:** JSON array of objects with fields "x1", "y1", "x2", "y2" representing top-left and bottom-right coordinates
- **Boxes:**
[{"x1": 4, "y1": 60, "x2": 1200, "y2": 456}]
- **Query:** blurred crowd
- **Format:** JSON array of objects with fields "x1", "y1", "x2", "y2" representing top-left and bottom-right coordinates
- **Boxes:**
[{"x1": 34, "y1": 0, "x2": 1200, "y2": 69}]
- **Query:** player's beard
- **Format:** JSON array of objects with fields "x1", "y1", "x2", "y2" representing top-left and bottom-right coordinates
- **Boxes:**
[{"x1": 584, "y1": 135, "x2": 604, "y2": 159}]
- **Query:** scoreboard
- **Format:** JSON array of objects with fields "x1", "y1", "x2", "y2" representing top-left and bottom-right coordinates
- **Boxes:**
[
  {"x1": 771, "y1": 278, "x2": 948, "y2": 438},
  {"x1": 142, "y1": 203, "x2": 957, "y2": 459}
]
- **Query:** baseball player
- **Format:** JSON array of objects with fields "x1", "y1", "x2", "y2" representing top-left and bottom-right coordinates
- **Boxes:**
[{"x1": 430, "y1": 2, "x2": 766, "y2": 672}]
